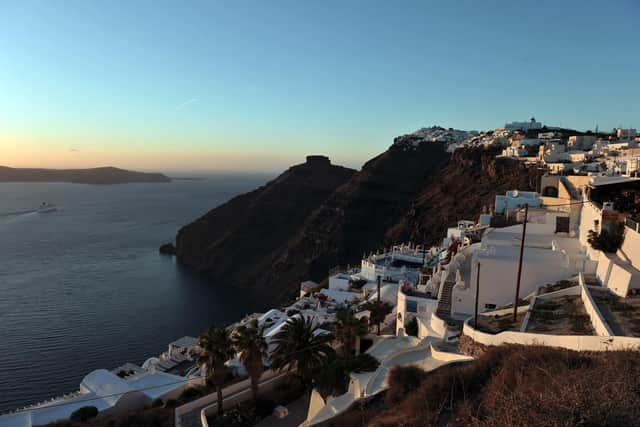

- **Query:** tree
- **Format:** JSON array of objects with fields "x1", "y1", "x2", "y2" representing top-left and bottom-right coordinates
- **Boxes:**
[
  {"x1": 270, "y1": 316, "x2": 334, "y2": 390},
  {"x1": 232, "y1": 319, "x2": 267, "y2": 401},
  {"x1": 70, "y1": 406, "x2": 98, "y2": 422},
  {"x1": 405, "y1": 316, "x2": 419, "y2": 336},
  {"x1": 334, "y1": 308, "x2": 369, "y2": 357},
  {"x1": 313, "y1": 353, "x2": 379, "y2": 400},
  {"x1": 365, "y1": 301, "x2": 393, "y2": 335},
  {"x1": 587, "y1": 222, "x2": 625, "y2": 253},
  {"x1": 197, "y1": 325, "x2": 235, "y2": 416}
]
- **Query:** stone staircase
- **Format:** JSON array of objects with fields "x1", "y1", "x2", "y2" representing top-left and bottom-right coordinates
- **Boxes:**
[{"x1": 436, "y1": 280, "x2": 455, "y2": 320}]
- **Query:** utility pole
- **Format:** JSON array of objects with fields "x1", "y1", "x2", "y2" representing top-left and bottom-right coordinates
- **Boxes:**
[
  {"x1": 376, "y1": 275, "x2": 381, "y2": 335},
  {"x1": 474, "y1": 262, "x2": 481, "y2": 329},
  {"x1": 513, "y1": 204, "x2": 528, "y2": 322}
]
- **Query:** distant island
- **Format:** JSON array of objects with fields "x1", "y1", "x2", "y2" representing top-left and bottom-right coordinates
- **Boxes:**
[{"x1": 0, "y1": 166, "x2": 171, "y2": 184}]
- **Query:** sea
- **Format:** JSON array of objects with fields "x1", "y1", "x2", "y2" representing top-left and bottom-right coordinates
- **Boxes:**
[{"x1": 0, "y1": 176, "x2": 271, "y2": 412}]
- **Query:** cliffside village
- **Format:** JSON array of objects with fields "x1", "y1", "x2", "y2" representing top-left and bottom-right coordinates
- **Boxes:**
[{"x1": 3, "y1": 120, "x2": 640, "y2": 427}]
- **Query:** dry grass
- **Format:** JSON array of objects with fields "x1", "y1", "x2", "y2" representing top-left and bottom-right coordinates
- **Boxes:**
[
  {"x1": 591, "y1": 289, "x2": 640, "y2": 336},
  {"x1": 539, "y1": 279, "x2": 578, "y2": 295},
  {"x1": 527, "y1": 295, "x2": 595, "y2": 335},
  {"x1": 331, "y1": 345, "x2": 640, "y2": 427},
  {"x1": 474, "y1": 312, "x2": 525, "y2": 334}
]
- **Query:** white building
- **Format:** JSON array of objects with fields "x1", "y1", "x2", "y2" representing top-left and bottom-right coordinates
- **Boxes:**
[
  {"x1": 617, "y1": 128, "x2": 637, "y2": 141},
  {"x1": 0, "y1": 369, "x2": 192, "y2": 427},
  {"x1": 494, "y1": 190, "x2": 542, "y2": 216},
  {"x1": 505, "y1": 117, "x2": 543, "y2": 131},
  {"x1": 626, "y1": 157, "x2": 640, "y2": 177},
  {"x1": 359, "y1": 244, "x2": 425, "y2": 283},
  {"x1": 538, "y1": 131, "x2": 561, "y2": 140},
  {"x1": 568, "y1": 135, "x2": 596, "y2": 150},
  {"x1": 501, "y1": 146, "x2": 528, "y2": 157}
]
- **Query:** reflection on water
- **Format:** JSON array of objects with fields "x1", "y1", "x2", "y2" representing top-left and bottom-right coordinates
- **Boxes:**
[{"x1": 0, "y1": 178, "x2": 267, "y2": 411}]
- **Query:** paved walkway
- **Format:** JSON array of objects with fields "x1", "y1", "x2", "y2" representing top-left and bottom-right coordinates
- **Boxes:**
[{"x1": 256, "y1": 396, "x2": 309, "y2": 427}]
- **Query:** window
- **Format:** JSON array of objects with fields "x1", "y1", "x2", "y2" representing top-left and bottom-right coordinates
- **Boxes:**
[
  {"x1": 542, "y1": 186, "x2": 558, "y2": 197},
  {"x1": 555, "y1": 216, "x2": 570, "y2": 233},
  {"x1": 406, "y1": 300, "x2": 418, "y2": 313}
]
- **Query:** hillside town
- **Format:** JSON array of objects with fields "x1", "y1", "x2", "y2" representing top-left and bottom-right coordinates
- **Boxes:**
[{"x1": 3, "y1": 120, "x2": 640, "y2": 427}]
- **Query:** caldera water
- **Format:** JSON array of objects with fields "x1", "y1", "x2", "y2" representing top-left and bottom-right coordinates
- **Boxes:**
[{"x1": 0, "y1": 176, "x2": 269, "y2": 412}]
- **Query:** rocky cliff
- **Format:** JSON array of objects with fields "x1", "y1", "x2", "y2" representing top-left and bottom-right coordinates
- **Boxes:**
[
  {"x1": 175, "y1": 155, "x2": 356, "y2": 301},
  {"x1": 176, "y1": 145, "x2": 536, "y2": 308}
]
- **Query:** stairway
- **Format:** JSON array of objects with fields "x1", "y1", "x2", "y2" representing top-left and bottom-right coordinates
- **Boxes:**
[{"x1": 436, "y1": 280, "x2": 455, "y2": 321}]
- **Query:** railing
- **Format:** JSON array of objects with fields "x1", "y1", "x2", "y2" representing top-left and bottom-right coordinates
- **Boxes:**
[
  {"x1": 625, "y1": 216, "x2": 640, "y2": 234},
  {"x1": 401, "y1": 286, "x2": 437, "y2": 300}
]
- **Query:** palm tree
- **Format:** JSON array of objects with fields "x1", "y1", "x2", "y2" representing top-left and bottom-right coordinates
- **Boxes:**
[
  {"x1": 197, "y1": 325, "x2": 235, "y2": 416},
  {"x1": 313, "y1": 353, "x2": 379, "y2": 400},
  {"x1": 365, "y1": 301, "x2": 392, "y2": 335},
  {"x1": 334, "y1": 308, "x2": 368, "y2": 357},
  {"x1": 270, "y1": 316, "x2": 334, "y2": 390},
  {"x1": 232, "y1": 319, "x2": 267, "y2": 401}
]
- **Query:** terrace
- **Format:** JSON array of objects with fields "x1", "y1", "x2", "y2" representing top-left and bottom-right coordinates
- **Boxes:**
[
  {"x1": 526, "y1": 294, "x2": 595, "y2": 335},
  {"x1": 590, "y1": 288, "x2": 640, "y2": 337}
]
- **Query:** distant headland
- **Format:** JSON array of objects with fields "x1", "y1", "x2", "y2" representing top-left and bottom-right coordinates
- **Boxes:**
[{"x1": 0, "y1": 166, "x2": 171, "y2": 184}]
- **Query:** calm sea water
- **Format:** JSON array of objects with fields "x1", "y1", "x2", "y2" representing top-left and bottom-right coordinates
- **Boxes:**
[{"x1": 0, "y1": 176, "x2": 269, "y2": 412}]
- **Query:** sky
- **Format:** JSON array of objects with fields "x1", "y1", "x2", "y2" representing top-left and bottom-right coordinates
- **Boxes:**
[{"x1": 1, "y1": 0, "x2": 639, "y2": 173}]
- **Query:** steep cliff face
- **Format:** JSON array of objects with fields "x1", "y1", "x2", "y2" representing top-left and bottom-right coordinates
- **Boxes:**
[
  {"x1": 175, "y1": 156, "x2": 355, "y2": 295},
  {"x1": 275, "y1": 142, "x2": 451, "y2": 289},
  {"x1": 175, "y1": 145, "x2": 536, "y2": 308},
  {"x1": 385, "y1": 147, "x2": 539, "y2": 245}
]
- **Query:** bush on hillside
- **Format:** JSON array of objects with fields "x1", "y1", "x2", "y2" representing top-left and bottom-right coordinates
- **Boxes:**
[
  {"x1": 587, "y1": 222, "x2": 625, "y2": 253},
  {"x1": 253, "y1": 397, "x2": 276, "y2": 418},
  {"x1": 405, "y1": 317, "x2": 419, "y2": 336},
  {"x1": 385, "y1": 366, "x2": 428, "y2": 405},
  {"x1": 365, "y1": 345, "x2": 640, "y2": 427},
  {"x1": 179, "y1": 386, "x2": 204, "y2": 401},
  {"x1": 69, "y1": 406, "x2": 98, "y2": 422}
]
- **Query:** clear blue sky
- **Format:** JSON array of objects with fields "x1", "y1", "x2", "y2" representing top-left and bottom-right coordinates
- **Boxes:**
[{"x1": 1, "y1": 0, "x2": 639, "y2": 172}]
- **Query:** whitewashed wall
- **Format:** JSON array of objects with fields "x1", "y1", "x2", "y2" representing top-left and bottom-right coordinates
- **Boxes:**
[
  {"x1": 463, "y1": 321, "x2": 640, "y2": 352},
  {"x1": 620, "y1": 226, "x2": 640, "y2": 271}
]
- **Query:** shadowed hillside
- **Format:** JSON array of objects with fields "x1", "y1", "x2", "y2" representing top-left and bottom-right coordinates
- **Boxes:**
[
  {"x1": 175, "y1": 144, "x2": 537, "y2": 308},
  {"x1": 328, "y1": 345, "x2": 640, "y2": 427},
  {"x1": 175, "y1": 155, "x2": 356, "y2": 304}
]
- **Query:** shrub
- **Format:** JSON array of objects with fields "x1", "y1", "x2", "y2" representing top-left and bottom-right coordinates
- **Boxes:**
[
  {"x1": 385, "y1": 366, "x2": 428, "y2": 405},
  {"x1": 208, "y1": 404, "x2": 256, "y2": 427},
  {"x1": 253, "y1": 397, "x2": 276, "y2": 418},
  {"x1": 164, "y1": 399, "x2": 179, "y2": 408},
  {"x1": 587, "y1": 222, "x2": 625, "y2": 253},
  {"x1": 70, "y1": 406, "x2": 98, "y2": 422},
  {"x1": 346, "y1": 353, "x2": 380, "y2": 373},
  {"x1": 365, "y1": 346, "x2": 640, "y2": 426},
  {"x1": 179, "y1": 386, "x2": 203, "y2": 401},
  {"x1": 116, "y1": 369, "x2": 134, "y2": 378},
  {"x1": 405, "y1": 317, "x2": 419, "y2": 336}
]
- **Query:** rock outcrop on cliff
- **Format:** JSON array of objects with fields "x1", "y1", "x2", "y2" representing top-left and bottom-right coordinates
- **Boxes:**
[
  {"x1": 175, "y1": 155, "x2": 356, "y2": 301},
  {"x1": 176, "y1": 145, "x2": 536, "y2": 308}
]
